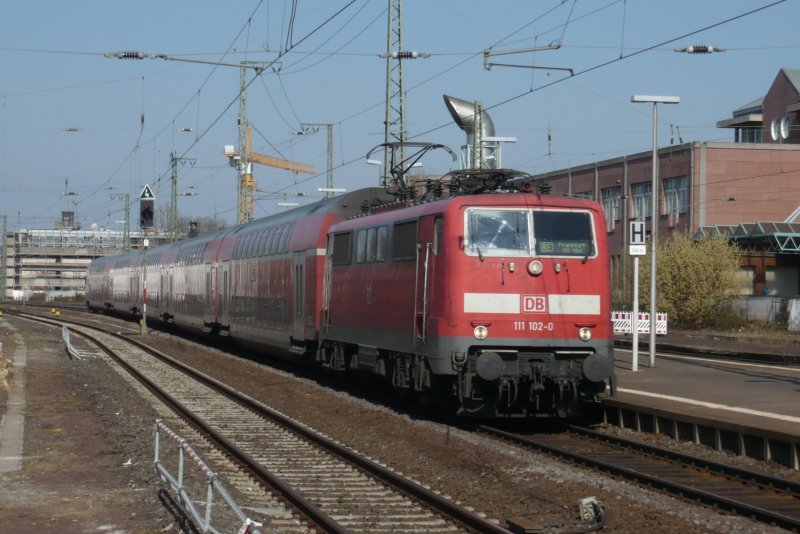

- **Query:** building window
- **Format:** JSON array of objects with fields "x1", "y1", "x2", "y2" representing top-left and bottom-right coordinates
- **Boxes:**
[
  {"x1": 737, "y1": 127, "x2": 762, "y2": 143},
  {"x1": 573, "y1": 191, "x2": 593, "y2": 200},
  {"x1": 664, "y1": 176, "x2": 688, "y2": 215},
  {"x1": 601, "y1": 187, "x2": 621, "y2": 231},
  {"x1": 631, "y1": 182, "x2": 652, "y2": 219}
]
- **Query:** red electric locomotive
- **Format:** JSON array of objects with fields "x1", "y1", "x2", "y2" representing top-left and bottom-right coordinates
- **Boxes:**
[
  {"x1": 320, "y1": 170, "x2": 614, "y2": 418},
  {"x1": 87, "y1": 169, "x2": 614, "y2": 419}
]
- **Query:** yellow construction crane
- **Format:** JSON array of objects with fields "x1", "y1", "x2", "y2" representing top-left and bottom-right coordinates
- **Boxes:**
[{"x1": 225, "y1": 125, "x2": 314, "y2": 223}]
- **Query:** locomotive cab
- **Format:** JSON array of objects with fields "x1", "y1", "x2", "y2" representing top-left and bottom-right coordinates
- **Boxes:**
[{"x1": 450, "y1": 202, "x2": 614, "y2": 418}]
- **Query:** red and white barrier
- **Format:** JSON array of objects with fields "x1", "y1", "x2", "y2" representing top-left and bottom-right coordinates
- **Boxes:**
[{"x1": 612, "y1": 311, "x2": 668, "y2": 335}]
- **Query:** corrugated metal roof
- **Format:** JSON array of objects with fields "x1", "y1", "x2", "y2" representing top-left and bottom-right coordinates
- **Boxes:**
[
  {"x1": 694, "y1": 221, "x2": 800, "y2": 254},
  {"x1": 732, "y1": 96, "x2": 764, "y2": 118}
]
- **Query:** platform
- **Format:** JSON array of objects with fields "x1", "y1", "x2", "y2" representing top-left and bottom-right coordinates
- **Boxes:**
[{"x1": 609, "y1": 333, "x2": 800, "y2": 468}]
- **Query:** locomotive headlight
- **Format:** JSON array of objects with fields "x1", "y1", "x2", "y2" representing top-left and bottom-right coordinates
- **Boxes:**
[
  {"x1": 473, "y1": 325, "x2": 489, "y2": 340},
  {"x1": 578, "y1": 327, "x2": 592, "y2": 342},
  {"x1": 527, "y1": 260, "x2": 543, "y2": 276}
]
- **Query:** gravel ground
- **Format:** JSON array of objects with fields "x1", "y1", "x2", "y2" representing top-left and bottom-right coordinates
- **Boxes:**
[
  {"x1": 140, "y1": 330, "x2": 791, "y2": 534},
  {"x1": 0, "y1": 311, "x2": 793, "y2": 533},
  {"x1": 0, "y1": 315, "x2": 191, "y2": 533}
]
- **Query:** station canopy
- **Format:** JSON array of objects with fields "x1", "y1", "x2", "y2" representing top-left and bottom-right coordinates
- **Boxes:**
[{"x1": 694, "y1": 222, "x2": 800, "y2": 254}]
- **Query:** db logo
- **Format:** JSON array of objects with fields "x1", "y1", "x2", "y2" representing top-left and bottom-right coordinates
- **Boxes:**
[{"x1": 522, "y1": 295, "x2": 547, "y2": 313}]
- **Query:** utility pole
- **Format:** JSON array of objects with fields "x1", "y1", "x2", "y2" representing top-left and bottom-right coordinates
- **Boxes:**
[
  {"x1": 1, "y1": 214, "x2": 6, "y2": 302},
  {"x1": 472, "y1": 101, "x2": 484, "y2": 169},
  {"x1": 110, "y1": 193, "x2": 131, "y2": 251},
  {"x1": 228, "y1": 61, "x2": 313, "y2": 223},
  {"x1": 171, "y1": 152, "x2": 178, "y2": 240},
  {"x1": 238, "y1": 63, "x2": 251, "y2": 224},
  {"x1": 381, "y1": 1, "x2": 429, "y2": 187},
  {"x1": 324, "y1": 124, "x2": 333, "y2": 197},
  {"x1": 296, "y1": 123, "x2": 334, "y2": 198},
  {"x1": 383, "y1": 0, "x2": 404, "y2": 187},
  {"x1": 170, "y1": 152, "x2": 196, "y2": 241}
]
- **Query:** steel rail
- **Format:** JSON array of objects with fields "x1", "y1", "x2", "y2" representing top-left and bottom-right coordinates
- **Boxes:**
[
  {"x1": 480, "y1": 424, "x2": 800, "y2": 531},
  {"x1": 11, "y1": 311, "x2": 346, "y2": 534},
  {"x1": 567, "y1": 424, "x2": 800, "y2": 495},
  {"x1": 118, "y1": 327, "x2": 511, "y2": 534},
  {"x1": 12, "y1": 309, "x2": 510, "y2": 534}
]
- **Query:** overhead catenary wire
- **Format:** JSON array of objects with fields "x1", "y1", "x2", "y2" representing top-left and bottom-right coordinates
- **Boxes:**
[
  {"x1": 279, "y1": 1, "x2": 385, "y2": 75},
  {"x1": 75, "y1": 0, "x2": 360, "y2": 225},
  {"x1": 74, "y1": 0, "x2": 271, "y2": 218},
  {"x1": 5, "y1": 1, "x2": 789, "y2": 226},
  {"x1": 143, "y1": 1, "x2": 360, "y2": 196},
  {"x1": 265, "y1": 0, "x2": 787, "y2": 198}
]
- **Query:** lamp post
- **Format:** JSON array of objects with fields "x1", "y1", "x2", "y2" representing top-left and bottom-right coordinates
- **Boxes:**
[
  {"x1": 631, "y1": 94, "x2": 679, "y2": 367},
  {"x1": 141, "y1": 235, "x2": 148, "y2": 335}
]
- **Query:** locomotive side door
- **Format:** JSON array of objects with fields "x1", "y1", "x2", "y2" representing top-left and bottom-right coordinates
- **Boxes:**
[{"x1": 414, "y1": 215, "x2": 440, "y2": 343}]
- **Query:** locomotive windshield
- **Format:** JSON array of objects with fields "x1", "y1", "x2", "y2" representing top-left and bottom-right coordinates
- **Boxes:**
[{"x1": 465, "y1": 208, "x2": 595, "y2": 258}]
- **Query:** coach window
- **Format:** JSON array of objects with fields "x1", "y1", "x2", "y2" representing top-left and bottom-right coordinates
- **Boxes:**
[
  {"x1": 392, "y1": 220, "x2": 417, "y2": 261},
  {"x1": 256, "y1": 230, "x2": 267, "y2": 256},
  {"x1": 270, "y1": 227, "x2": 280, "y2": 255},
  {"x1": 366, "y1": 228, "x2": 378, "y2": 262},
  {"x1": 271, "y1": 224, "x2": 285, "y2": 255},
  {"x1": 265, "y1": 229, "x2": 275, "y2": 256},
  {"x1": 247, "y1": 233, "x2": 258, "y2": 258},
  {"x1": 331, "y1": 232, "x2": 352, "y2": 265},
  {"x1": 356, "y1": 229, "x2": 367, "y2": 263},
  {"x1": 376, "y1": 226, "x2": 388, "y2": 261},
  {"x1": 263, "y1": 227, "x2": 276, "y2": 255},
  {"x1": 281, "y1": 222, "x2": 294, "y2": 253}
]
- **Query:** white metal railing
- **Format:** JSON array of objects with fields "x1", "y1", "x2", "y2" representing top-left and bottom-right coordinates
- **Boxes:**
[
  {"x1": 154, "y1": 420, "x2": 262, "y2": 534},
  {"x1": 62, "y1": 326, "x2": 98, "y2": 360}
]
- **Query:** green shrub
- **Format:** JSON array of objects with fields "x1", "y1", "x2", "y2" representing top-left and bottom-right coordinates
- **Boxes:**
[{"x1": 640, "y1": 232, "x2": 741, "y2": 329}]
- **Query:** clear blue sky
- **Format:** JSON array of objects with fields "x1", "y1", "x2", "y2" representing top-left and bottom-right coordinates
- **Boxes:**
[{"x1": 0, "y1": 0, "x2": 796, "y2": 229}]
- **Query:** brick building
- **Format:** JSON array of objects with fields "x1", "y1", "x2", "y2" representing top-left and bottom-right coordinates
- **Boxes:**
[{"x1": 536, "y1": 69, "x2": 800, "y2": 297}]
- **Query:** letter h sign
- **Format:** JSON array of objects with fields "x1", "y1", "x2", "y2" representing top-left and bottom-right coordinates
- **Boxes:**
[{"x1": 629, "y1": 221, "x2": 646, "y2": 256}]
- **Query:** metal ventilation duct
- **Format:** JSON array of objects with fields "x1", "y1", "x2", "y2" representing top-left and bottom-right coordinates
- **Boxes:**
[{"x1": 443, "y1": 95, "x2": 496, "y2": 168}]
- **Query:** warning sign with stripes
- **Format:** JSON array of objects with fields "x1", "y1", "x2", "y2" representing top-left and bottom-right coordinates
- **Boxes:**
[{"x1": 611, "y1": 311, "x2": 668, "y2": 335}]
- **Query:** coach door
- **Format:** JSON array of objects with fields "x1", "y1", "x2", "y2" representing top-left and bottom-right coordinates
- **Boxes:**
[
  {"x1": 414, "y1": 215, "x2": 440, "y2": 343},
  {"x1": 206, "y1": 263, "x2": 217, "y2": 322},
  {"x1": 292, "y1": 252, "x2": 305, "y2": 343},
  {"x1": 219, "y1": 261, "x2": 229, "y2": 321}
]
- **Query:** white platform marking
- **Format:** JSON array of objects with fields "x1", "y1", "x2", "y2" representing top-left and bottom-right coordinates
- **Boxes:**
[{"x1": 616, "y1": 387, "x2": 800, "y2": 424}]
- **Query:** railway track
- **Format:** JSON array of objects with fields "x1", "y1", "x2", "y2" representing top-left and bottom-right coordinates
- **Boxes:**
[
  {"x1": 10, "y1": 310, "x2": 508, "y2": 534},
  {"x1": 481, "y1": 424, "x2": 800, "y2": 531}
]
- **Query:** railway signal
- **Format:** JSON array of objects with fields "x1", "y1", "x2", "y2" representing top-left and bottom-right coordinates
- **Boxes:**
[{"x1": 139, "y1": 185, "x2": 155, "y2": 229}]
